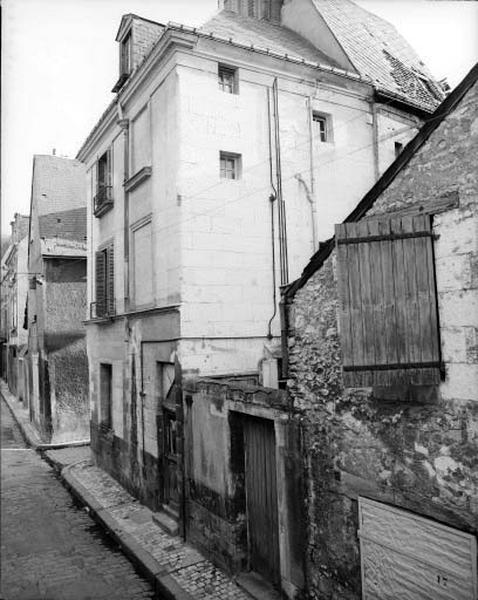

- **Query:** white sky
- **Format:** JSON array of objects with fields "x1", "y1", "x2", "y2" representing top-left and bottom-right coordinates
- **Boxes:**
[{"x1": 2, "y1": 0, "x2": 478, "y2": 235}]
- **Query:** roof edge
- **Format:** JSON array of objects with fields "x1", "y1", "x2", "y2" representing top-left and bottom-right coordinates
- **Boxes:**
[{"x1": 284, "y1": 61, "x2": 478, "y2": 301}]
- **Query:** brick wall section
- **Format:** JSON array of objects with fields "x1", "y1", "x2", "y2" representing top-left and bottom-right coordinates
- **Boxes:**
[{"x1": 287, "y1": 79, "x2": 478, "y2": 598}]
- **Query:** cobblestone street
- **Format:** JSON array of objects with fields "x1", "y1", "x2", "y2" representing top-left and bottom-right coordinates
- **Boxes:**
[{"x1": 0, "y1": 398, "x2": 159, "y2": 600}]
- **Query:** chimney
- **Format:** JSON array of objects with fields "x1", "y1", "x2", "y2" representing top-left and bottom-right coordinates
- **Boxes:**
[{"x1": 219, "y1": 0, "x2": 283, "y2": 22}]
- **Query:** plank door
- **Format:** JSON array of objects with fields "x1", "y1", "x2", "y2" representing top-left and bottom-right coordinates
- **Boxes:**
[
  {"x1": 243, "y1": 416, "x2": 281, "y2": 585},
  {"x1": 359, "y1": 497, "x2": 478, "y2": 600}
]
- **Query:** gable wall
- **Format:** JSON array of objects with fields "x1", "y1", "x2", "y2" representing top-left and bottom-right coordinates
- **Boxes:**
[{"x1": 286, "y1": 78, "x2": 478, "y2": 599}]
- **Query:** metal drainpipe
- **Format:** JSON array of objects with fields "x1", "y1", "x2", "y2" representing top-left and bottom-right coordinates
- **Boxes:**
[
  {"x1": 295, "y1": 174, "x2": 318, "y2": 254},
  {"x1": 272, "y1": 78, "x2": 289, "y2": 286},
  {"x1": 117, "y1": 107, "x2": 130, "y2": 311},
  {"x1": 372, "y1": 101, "x2": 380, "y2": 181},
  {"x1": 267, "y1": 87, "x2": 278, "y2": 340},
  {"x1": 306, "y1": 96, "x2": 318, "y2": 252}
]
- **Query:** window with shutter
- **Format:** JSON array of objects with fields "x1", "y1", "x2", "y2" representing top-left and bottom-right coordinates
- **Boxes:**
[
  {"x1": 335, "y1": 214, "x2": 441, "y2": 387},
  {"x1": 106, "y1": 244, "x2": 115, "y2": 315},
  {"x1": 95, "y1": 250, "x2": 107, "y2": 317},
  {"x1": 94, "y1": 243, "x2": 115, "y2": 318}
]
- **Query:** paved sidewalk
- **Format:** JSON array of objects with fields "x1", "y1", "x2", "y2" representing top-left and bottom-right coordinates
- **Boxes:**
[
  {"x1": 43, "y1": 445, "x2": 92, "y2": 470},
  {"x1": 0, "y1": 379, "x2": 43, "y2": 447},
  {"x1": 62, "y1": 460, "x2": 251, "y2": 600},
  {"x1": 0, "y1": 379, "x2": 90, "y2": 450},
  {"x1": 1, "y1": 380, "x2": 253, "y2": 600}
]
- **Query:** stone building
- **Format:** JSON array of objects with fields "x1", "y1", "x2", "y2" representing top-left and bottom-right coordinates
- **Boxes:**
[
  {"x1": 0, "y1": 213, "x2": 30, "y2": 399},
  {"x1": 27, "y1": 154, "x2": 89, "y2": 443},
  {"x1": 283, "y1": 62, "x2": 478, "y2": 599},
  {"x1": 77, "y1": 0, "x2": 445, "y2": 594}
]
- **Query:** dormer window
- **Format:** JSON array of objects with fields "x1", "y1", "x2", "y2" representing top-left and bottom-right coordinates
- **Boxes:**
[
  {"x1": 121, "y1": 31, "x2": 132, "y2": 76},
  {"x1": 112, "y1": 30, "x2": 132, "y2": 92}
]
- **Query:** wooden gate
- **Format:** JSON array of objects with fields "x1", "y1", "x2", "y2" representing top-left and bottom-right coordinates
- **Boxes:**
[
  {"x1": 359, "y1": 497, "x2": 478, "y2": 599},
  {"x1": 243, "y1": 416, "x2": 280, "y2": 585}
]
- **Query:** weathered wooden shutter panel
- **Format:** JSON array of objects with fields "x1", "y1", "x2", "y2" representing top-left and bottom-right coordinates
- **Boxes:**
[
  {"x1": 335, "y1": 214, "x2": 441, "y2": 387},
  {"x1": 106, "y1": 147, "x2": 112, "y2": 187},
  {"x1": 95, "y1": 251, "x2": 106, "y2": 317},
  {"x1": 107, "y1": 244, "x2": 115, "y2": 315}
]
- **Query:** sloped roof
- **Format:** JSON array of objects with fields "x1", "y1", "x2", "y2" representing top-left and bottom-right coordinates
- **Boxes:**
[
  {"x1": 284, "y1": 61, "x2": 478, "y2": 300},
  {"x1": 31, "y1": 155, "x2": 86, "y2": 242},
  {"x1": 201, "y1": 10, "x2": 340, "y2": 68},
  {"x1": 312, "y1": 0, "x2": 445, "y2": 111},
  {"x1": 39, "y1": 208, "x2": 87, "y2": 243}
]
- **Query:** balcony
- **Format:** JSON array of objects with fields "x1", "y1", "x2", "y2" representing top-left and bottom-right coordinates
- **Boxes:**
[
  {"x1": 93, "y1": 185, "x2": 113, "y2": 218},
  {"x1": 90, "y1": 300, "x2": 116, "y2": 321}
]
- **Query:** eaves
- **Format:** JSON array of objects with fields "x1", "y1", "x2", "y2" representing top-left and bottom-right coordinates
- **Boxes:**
[
  {"x1": 173, "y1": 21, "x2": 365, "y2": 85},
  {"x1": 76, "y1": 29, "x2": 197, "y2": 162},
  {"x1": 76, "y1": 100, "x2": 118, "y2": 162},
  {"x1": 117, "y1": 28, "x2": 197, "y2": 106},
  {"x1": 42, "y1": 253, "x2": 87, "y2": 260}
]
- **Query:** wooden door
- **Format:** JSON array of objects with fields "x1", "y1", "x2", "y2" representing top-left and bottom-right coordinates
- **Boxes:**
[
  {"x1": 163, "y1": 408, "x2": 179, "y2": 511},
  {"x1": 156, "y1": 362, "x2": 179, "y2": 511},
  {"x1": 243, "y1": 416, "x2": 280, "y2": 585}
]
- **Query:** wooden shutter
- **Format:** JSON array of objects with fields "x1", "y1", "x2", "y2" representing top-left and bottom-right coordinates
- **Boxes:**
[
  {"x1": 335, "y1": 214, "x2": 441, "y2": 387},
  {"x1": 106, "y1": 147, "x2": 112, "y2": 188},
  {"x1": 106, "y1": 244, "x2": 115, "y2": 315},
  {"x1": 95, "y1": 251, "x2": 106, "y2": 317}
]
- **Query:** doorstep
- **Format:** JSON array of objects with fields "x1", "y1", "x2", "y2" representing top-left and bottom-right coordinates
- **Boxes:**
[{"x1": 236, "y1": 571, "x2": 283, "y2": 600}]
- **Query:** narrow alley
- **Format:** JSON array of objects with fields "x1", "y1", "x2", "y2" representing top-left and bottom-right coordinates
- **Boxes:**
[{"x1": 0, "y1": 398, "x2": 159, "y2": 600}]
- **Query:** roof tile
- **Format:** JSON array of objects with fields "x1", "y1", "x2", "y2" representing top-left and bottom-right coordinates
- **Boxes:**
[{"x1": 201, "y1": 10, "x2": 340, "y2": 68}]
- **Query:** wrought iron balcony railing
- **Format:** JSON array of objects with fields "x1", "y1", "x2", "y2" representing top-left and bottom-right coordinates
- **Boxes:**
[{"x1": 93, "y1": 185, "x2": 113, "y2": 218}]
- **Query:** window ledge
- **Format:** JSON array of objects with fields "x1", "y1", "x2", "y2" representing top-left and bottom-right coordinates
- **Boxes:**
[
  {"x1": 124, "y1": 166, "x2": 152, "y2": 193},
  {"x1": 94, "y1": 199, "x2": 114, "y2": 218}
]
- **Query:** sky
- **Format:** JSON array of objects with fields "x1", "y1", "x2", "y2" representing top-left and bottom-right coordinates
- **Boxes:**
[{"x1": 2, "y1": 0, "x2": 478, "y2": 236}]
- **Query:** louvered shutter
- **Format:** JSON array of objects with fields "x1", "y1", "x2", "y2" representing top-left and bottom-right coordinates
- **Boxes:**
[
  {"x1": 95, "y1": 251, "x2": 106, "y2": 317},
  {"x1": 106, "y1": 147, "x2": 112, "y2": 188},
  {"x1": 335, "y1": 214, "x2": 441, "y2": 387},
  {"x1": 106, "y1": 244, "x2": 115, "y2": 315}
]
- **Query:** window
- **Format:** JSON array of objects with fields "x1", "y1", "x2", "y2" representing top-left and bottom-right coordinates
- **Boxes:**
[
  {"x1": 121, "y1": 32, "x2": 132, "y2": 76},
  {"x1": 312, "y1": 112, "x2": 330, "y2": 142},
  {"x1": 218, "y1": 64, "x2": 238, "y2": 94},
  {"x1": 94, "y1": 149, "x2": 113, "y2": 217},
  {"x1": 335, "y1": 214, "x2": 441, "y2": 387},
  {"x1": 220, "y1": 151, "x2": 241, "y2": 180},
  {"x1": 395, "y1": 141, "x2": 404, "y2": 158},
  {"x1": 99, "y1": 363, "x2": 112, "y2": 428},
  {"x1": 95, "y1": 243, "x2": 115, "y2": 318},
  {"x1": 131, "y1": 218, "x2": 153, "y2": 307}
]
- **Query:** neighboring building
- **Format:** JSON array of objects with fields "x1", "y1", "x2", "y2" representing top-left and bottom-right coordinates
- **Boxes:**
[
  {"x1": 0, "y1": 214, "x2": 30, "y2": 399},
  {"x1": 283, "y1": 63, "x2": 478, "y2": 599},
  {"x1": 27, "y1": 155, "x2": 89, "y2": 443},
  {"x1": 77, "y1": 0, "x2": 446, "y2": 593}
]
